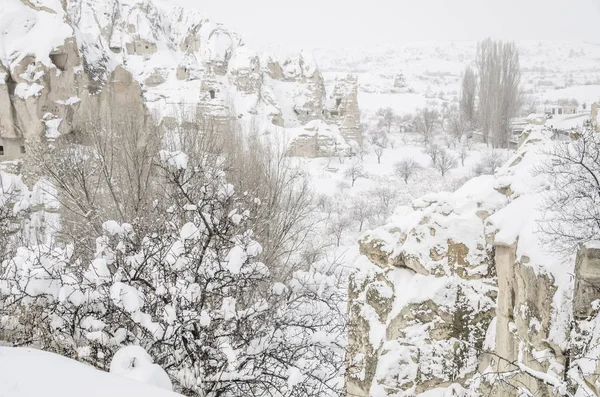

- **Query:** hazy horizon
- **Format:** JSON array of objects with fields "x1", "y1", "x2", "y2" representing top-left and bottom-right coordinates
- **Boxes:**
[{"x1": 169, "y1": 0, "x2": 600, "y2": 52}]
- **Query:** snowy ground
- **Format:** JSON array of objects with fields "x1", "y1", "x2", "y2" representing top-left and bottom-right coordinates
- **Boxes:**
[
  {"x1": 0, "y1": 347, "x2": 181, "y2": 397},
  {"x1": 315, "y1": 41, "x2": 600, "y2": 117},
  {"x1": 299, "y1": 132, "x2": 512, "y2": 263}
]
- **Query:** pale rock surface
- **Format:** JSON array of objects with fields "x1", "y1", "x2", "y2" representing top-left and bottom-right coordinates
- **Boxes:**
[
  {"x1": 0, "y1": 0, "x2": 354, "y2": 160},
  {"x1": 326, "y1": 74, "x2": 362, "y2": 146},
  {"x1": 347, "y1": 127, "x2": 600, "y2": 396}
]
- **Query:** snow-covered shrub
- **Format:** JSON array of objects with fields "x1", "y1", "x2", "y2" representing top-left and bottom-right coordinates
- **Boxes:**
[
  {"x1": 471, "y1": 150, "x2": 504, "y2": 176},
  {"x1": 1, "y1": 120, "x2": 346, "y2": 396}
]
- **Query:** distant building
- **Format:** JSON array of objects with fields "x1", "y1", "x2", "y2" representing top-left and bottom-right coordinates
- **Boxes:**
[
  {"x1": 0, "y1": 137, "x2": 26, "y2": 161},
  {"x1": 547, "y1": 104, "x2": 577, "y2": 115}
]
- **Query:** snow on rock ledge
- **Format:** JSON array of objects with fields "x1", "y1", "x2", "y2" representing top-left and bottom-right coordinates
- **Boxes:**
[{"x1": 346, "y1": 127, "x2": 589, "y2": 396}]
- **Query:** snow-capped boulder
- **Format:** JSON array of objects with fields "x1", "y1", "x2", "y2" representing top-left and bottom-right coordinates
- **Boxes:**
[{"x1": 110, "y1": 345, "x2": 173, "y2": 391}]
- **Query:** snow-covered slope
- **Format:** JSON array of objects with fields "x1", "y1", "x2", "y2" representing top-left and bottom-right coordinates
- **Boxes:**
[{"x1": 0, "y1": 347, "x2": 182, "y2": 397}]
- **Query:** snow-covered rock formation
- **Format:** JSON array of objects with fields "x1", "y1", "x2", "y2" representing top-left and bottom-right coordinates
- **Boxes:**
[
  {"x1": 0, "y1": 0, "x2": 357, "y2": 159},
  {"x1": 346, "y1": 127, "x2": 600, "y2": 396},
  {"x1": 325, "y1": 74, "x2": 362, "y2": 146}
]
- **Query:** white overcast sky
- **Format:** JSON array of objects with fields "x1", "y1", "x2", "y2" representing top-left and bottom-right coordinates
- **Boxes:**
[{"x1": 169, "y1": 0, "x2": 600, "y2": 51}]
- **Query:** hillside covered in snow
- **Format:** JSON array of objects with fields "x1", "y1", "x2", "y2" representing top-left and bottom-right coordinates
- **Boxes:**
[{"x1": 2, "y1": 1, "x2": 600, "y2": 397}]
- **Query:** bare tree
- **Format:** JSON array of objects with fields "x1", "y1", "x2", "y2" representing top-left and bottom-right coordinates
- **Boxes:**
[
  {"x1": 445, "y1": 106, "x2": 471, "y2": 142},
  {"x1": 435, "y1": 149, "x2": 458, "y2": 177},
  {"x1": 31, "y1": 104, "x2": 162, "y2": 261},
  {"x1": 414, "y1": 107, "x2": 439, "y2": 142},
  {"x1": 389, "y1": 137, "x2": 397, "y2": 149},
  {"x1": 345, "y1": 161, "x2": 367, "y2": 187},
  {"x1": 373, "y1": 146, "x2": 385, "y2": 164},
  {"x1": 328, "y1": 210, "x2": 352, "y2": 247},
  {"x1": 368, "y1": 131, "x2": 388, "y2": 164},
  {"x1": 424, "y1": 142, "x2": 441, "y2": 166},
  {"x1": 394, "y1": 158, "x2": 421, "y2": 184},
  {"x1": 4, "y1": 109, "x2": 347, "y2": 397},
  {"x1": 460, "y1": 66, "x2": 477, "y2": 125},
  {"x1": 472, "y1": 150, "x2": 504, "y2": 176},
  {"x1": 376, "y1": 107, "x2": 395, "y2": 134},
  {"x1": 369, "y1": 186, "x2": 398, "y2": 220},
  {"x1": 522, "y1": 95, "x2": 538, "y2": 115},
  {"x1": 537, "y1": 128, "x2": 600, "y2": 251},
  {"x1": 396, "y1": 114, "x2": 414, "y2": 134},
  {"x1": 458, "y1": 141, "x2": 469, "y2": 166},
  {"x1": 349, "y1": 197, "x2": 376, "y2": 232},
  {"x1": 476, "y1": 38, "x2": 522, "y2": 148}
]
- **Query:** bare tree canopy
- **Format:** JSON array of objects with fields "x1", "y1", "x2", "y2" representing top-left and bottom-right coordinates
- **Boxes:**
[
  {"x1": 476, "y1": 38, "x2": 522, "y2": 148},
  {"x1": 538, "y1": 126, "x2": 600, "y2": 252},
  {"x1": 414, "y1": 107, "x2": 440, "y2": 142},
  {"x1": 394, "y1": 158, "x2": 421, "y2": 184},
  {"x1": 376, "y1": 107, "x2": 395, "y2": 134},
  {"x1": 459, "y1": 66, "x2": 477, "y2": 125}
]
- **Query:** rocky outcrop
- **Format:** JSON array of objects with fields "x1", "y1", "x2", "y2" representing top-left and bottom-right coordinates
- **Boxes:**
[
  {"x1": 286, "y1": 120, "x2": 350, "y2": 158},
  {"x1": 347, "y1": 127, "x2": 600, "y2": 397},
  {"x1": 325, "y1": 74, "x2": 362, "y2": 146},
  {"x1": 280, "y1": 53, "x2": 327, "y2": 125},
  {"x1": 0, "y1": 0, "x2": 353, "y2": 160},
  {"x1": 347, "y1": 189, "x2": 498, "y2": 395},
  {"x1": 573, "y1": 244, "x2": 600, "y2": 319}
]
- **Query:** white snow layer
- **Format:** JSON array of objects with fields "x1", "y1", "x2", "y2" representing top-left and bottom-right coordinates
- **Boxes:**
[{"x1": 0, "y1": 347, "x2": 181, "y2": 397}]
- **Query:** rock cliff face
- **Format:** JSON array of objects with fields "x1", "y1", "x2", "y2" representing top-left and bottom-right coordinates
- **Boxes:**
[
  {"x1": 347, "y1": 127, "x2": 600, "y2": 397},
  {"x1": 0, "y1": 0, "x2": 358, "y2": 160},
  {"x1": 325, "y1": 74, "x2": 362, "y2": 146}
]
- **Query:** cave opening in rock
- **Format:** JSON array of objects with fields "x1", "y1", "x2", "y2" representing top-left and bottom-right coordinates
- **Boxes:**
[
  {"x1": 49, "y1": 53, "x2": 68, "y2": 71},
  {"x1": 0, "y1": 146, "x2": 5, "y2": 156},
  {"x1": 209, "y1": 89, "x2": 215, "y2": 99}
]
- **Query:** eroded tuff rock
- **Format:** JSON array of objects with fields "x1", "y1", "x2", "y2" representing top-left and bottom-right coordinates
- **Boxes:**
[
  {"x1": 347, "y1": 127, "x2": 600, "y2": 396},
  {"x1": 1, "y1": 0, "x2": 356, "y2": 160},
  {"x1": 325, "y1": 74, "x2": 362, "y2": 146},
  {"x1": 348, "y1": 185, "x2": 498, "y2": 395}
]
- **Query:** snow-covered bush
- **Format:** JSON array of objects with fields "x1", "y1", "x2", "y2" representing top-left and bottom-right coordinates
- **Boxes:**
[
  {"x1": 471, "y1": 150, "x2": 504, "y2": 176},
  {"x1": 1, "y1": 118, "x2": 345, "y2": 396}
]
